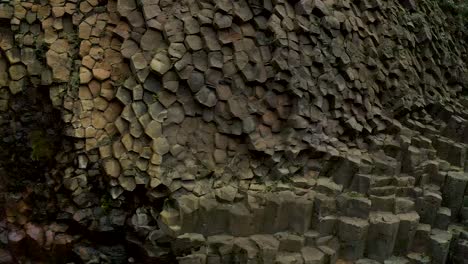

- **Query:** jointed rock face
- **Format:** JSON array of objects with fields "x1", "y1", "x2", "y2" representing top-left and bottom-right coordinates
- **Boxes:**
[{"x1": 1, "y1": 0, "x2": 468, "y2": 263}]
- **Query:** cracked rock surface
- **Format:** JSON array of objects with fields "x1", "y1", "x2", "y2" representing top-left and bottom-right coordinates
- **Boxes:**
[{"x1": 1, "y1": 0, "x2": 468, "y2": 263}]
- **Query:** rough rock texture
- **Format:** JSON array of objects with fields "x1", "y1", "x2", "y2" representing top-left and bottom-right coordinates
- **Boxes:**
[{"x1": 1, "y1": 0, "x2": 468, "y2": 263}]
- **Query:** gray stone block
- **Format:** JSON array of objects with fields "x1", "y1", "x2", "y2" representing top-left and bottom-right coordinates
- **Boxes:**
[
  {"x1": 232, "y1": 237, "x2": 259, "y2": 264},
  {"x1": 434, "y1": 207, "x2": 451, "y2": 230},
  {"x1": 411, "y1": 224, "x2": 431, "y2": 253},
  {"x1": 337, "y1": 192, "x2": 371, "y2": 219},
  {"x1": 318, "y1": 245, "x2": 337, "y2": 264},
  {"x1": 177, "y1": 253, "x2": 207, "y2": 264},
  {"x1": 429, "y1": 229, "x2": 452, "y2": 264},
  {"x1": 311, "y1": 193, "x2": 336, "y2": 228},
  {"x1": 442, "y1": 171, "x2": 468, "y2": 220},
  {"x1": 367, "y1": 212, "x2": 400, "y2": 262},
  {"x1": 394, "y1": 197, "x2": 415, "y2": 214},
  {"x1": 304, "y1": 231, "x2": 320, "y2": 247},
  {"x1": 229, "y1": 203, "x2": 253, "y2": 237},
  {"x1": 250, "y1": 234, "x2": 279, "y2": 263},
  {"x1": 301, "y1": 246, "x2": 325, "y2": 264},
  {"x1": 370, "y1": 194, "x2": 395, "y2": 212},
  {"x1": 275, "y1": 252, "x2": 304, "y2": 264},
  {"x1": 406, "y1": 252, "x2": 431, "y2": 264},
  {"x1": 275, "y1": 232, "x2": 305, "y2": 252},
  {"x1": 289, "y1": 195, "x2": 314, "y2": 233},
  {"x1": 394, "y1": 212, "x2": 420, "y2": 255},
  {"x1": 338, "y1": 217, "x2": 369, "y2": 260},
  {"x1": 316, "y1": 215, "x2": 338, "y2": 236}
]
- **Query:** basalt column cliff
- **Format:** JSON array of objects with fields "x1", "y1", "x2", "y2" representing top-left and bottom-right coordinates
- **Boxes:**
[{"x1": 1, "y1": 0, "x2": 468, "y2": 263}]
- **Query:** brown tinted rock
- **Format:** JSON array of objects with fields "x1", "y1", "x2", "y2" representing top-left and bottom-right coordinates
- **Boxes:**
[
  {"x1": 92, "y1": 68, "x2": 111, "y2": 81},
  {"x1": 103, "y1": 158, "x2": 121, "y2": 177},
  {"x1": 78, "y1": 22, "x2": 92, "y2": 39},
  {"x1": 0, "y1": 4, "x2": 13, "y2": 19},
  {"x1": 117, "y1": 0, "x2": 137, "y2": 17},
  {"x1": 46, "y1": 50, "x2": 70, "y2": 82}
]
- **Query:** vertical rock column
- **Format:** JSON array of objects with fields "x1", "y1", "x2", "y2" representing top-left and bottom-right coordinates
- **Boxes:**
[
  {"x1": 337, "y1": 217, "x2": 368, "y2": 261},
  {"x1": 366, "y1": 212, "x2": 400, "y2": 262},
  {"x1": 394, "y1": 211, "x2": 420, "y2": 255},
  {"x1": 442, "y1": 171, "x2": 468, "y2": 220}
]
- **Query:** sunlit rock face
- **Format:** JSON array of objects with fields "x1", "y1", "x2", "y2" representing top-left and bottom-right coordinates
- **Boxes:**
[{"x1": 1, "y1": 0, "x2": 468, "y2": 263}]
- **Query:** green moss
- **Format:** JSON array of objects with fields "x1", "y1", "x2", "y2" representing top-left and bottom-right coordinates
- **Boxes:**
[
  {"x1": 100, "y1": 194, "x2": 112, "y2": 214},
  {"x1": 348, "y1": 191, "x2": 364, "y2": 198},
  {"x1": 64, "y1": 32, "x2": 79, "y2": 49},
  {"x1": 29, "y1": 130, "x2": 54, "y2": 161},
  {"x1": 152, "y1": 93, "x2": 159, "y2": 102},
  {"x1": 463, "y1": 195, "x2": 468, "y2": 207},
  {"x1": 34, "y1": 39, "x2": 48, "y2": 64},
  {"x1": 94, "y1": 6, "x2": 107, "y2": 13},
  {"x1": 68, "y1": 70, "x2": 80, "y2": 93},
  {"x1": 430, "y1": 0, "x2": 468, "y2": 19}
]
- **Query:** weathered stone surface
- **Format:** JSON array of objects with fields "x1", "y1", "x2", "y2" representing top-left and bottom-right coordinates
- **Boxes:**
[
  {"x1": 152, "y1": 137, "x2": 170, "y2": 155},
  {"x1": 92, "y1": 68, "x2": 111, "y2": 81},
  {"x1": 442, "y1": 171, "x2": 468, "y2": 220},
  {"x1": 367, "y1": 212, "x2": 400, "y2": 262},
  {"x1": 195, "y1": 87, "x2": 217, "y2": 107},
  {"x1": 103, "y1": 158, "x2": 121, "y2": 178},
  {"x1": 46, "y1": 50, "x2": 70, "y2": 82},
  {"x1": 4, "y1": 0, "x2": 468, "y2": 262},
  {"x1": 151, "y1": 52, "x2": 172, "y2": 75},
  {"x1": 338, "y1": 217, "x2": 368, "y2": 261},
  {"x1": 185, "y1": 35, "x2": 203, "y2": 51}
]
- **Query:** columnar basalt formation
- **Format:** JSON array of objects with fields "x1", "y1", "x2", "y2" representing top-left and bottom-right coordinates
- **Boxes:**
[{"x1": 1, "y1": 0, "x2": 468, "y2": 263}]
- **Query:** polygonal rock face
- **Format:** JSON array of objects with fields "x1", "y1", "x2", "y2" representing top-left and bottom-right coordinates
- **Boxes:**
[
  {"x1": 152, "y1": 137, "x2": 170, "y2": 155},
  {"x1": 103, "y1": 158, "x2": 121, "y2": 178},
  {"x1": 150, "y1": 52, "x2": 172, "y2": 75},
  {"x1": 8, "y1": 64, "x2": 27, "y2": 81},
  {"x1": 6, "y1": 0, "x2": 468, "y2": 262},
  {"x1": 195, "y1": 87, "x2": 217, "y2": 107},
  {"x1": 46, "y1": 50, "x2": 70, "y2": 83}
]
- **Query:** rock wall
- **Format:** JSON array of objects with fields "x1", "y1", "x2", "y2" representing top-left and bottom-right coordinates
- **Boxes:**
[{"x1": 1, "y1": 0, "x2": 468, "y2": 263}]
